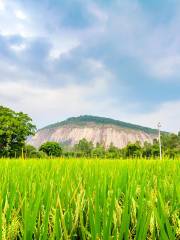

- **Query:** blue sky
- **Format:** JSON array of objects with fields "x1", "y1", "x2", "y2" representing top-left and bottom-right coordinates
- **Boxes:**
[{"x1": 0, "y1": 0, "x2": 180, "y2": 132}]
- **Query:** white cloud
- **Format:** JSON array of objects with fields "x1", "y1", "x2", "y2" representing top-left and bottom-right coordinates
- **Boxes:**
[
  {"x1": 0, "y1": 0, "x2": 180, "y2": 134},
  {"x1": 0, "y1": 79, "x2": 114, "y2": 128},
  {"x1": 88, "y1": 3, "x2": 108, "y2": 23},
  {"x1": 1, "y1": 79, "x2": 179, "y2": 133},
  {"x1": 14, "y1": 9, "x2": 27, "y2": 20},
  {"x1": 0, "y1": 0, "x2": 6, "y2": 11},
  {"x1": 10, "y1": 43, "x2": 26, "y2": 52},
  {"x1": 49, "y1": 37, "x2": 80, "y2": 60},
  {"x1": 148, "y1": 55, "x2": 180, "y2": 79},
  {"x1": 0, "y1": 8, "x2": 34, "y2": 38},
  {"x1": 86, "y1": 58, "x2": 104, "y2": 70},
  {"x1": 100, "y1": 0, "x2": 180, "y2": 80},
  {"x1": 125, "y1": 101, "x2": 180, "y2": 133},
  {"x1": 0, "y1": 1, "x2": 82, "y2": 58}
]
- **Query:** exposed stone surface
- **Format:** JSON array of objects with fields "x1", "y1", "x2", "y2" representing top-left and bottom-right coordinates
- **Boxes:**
[{"x1": 28, "y1": 122, "x2": 157, "y2": 149}]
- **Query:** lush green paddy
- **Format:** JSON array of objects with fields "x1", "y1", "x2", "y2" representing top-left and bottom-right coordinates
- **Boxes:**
[{"x1": 0, "y1": 159, "x2": 179, "y2": 239}]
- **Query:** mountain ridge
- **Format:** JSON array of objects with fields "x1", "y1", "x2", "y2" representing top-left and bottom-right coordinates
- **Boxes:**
[
  {"x1": 28, "y1": 115, "x2": 162, "y2": 149},
  {"x1": 41, "y1": 115, "x2": 159, "y2": 134}
]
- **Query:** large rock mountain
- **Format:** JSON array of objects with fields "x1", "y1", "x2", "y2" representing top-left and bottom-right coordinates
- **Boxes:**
[{"x1": 28, "y1": 115, "x2": 158, "y2": 149}]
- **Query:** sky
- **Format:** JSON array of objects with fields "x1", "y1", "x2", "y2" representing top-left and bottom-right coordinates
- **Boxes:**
[{"x1": 0, "y1": 0, "x2": 180, "y2": 133}]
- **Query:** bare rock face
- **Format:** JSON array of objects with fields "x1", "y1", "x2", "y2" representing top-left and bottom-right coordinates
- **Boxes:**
[{"x1": 28, "y1": 116, "x2": 158, "y2": 149}]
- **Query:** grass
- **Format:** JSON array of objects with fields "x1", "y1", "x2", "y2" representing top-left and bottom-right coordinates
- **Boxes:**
[{"x1": 0, "y1": 158, "x2": 179, "y2": 239}]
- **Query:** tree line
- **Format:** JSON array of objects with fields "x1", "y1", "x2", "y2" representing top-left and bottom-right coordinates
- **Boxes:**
[
  {"x1": 0, "y1": 106, "x2": 180, "y2": 159},
  {"x1": 25, "y1": 135, "x2": 180, "y2": 159}
]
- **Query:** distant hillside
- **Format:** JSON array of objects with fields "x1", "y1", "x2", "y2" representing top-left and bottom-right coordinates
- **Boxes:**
[
  {"x1": 42, "y1": 115, "x2": 158, "y2": 134},
  {"x1": 28, "y1": 115, "x2": 159, "y2": 149}
]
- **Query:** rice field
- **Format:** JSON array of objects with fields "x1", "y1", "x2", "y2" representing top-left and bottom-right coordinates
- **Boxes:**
[{"x1": 0, "y1": 158, "x2": 179, "y2": 239}]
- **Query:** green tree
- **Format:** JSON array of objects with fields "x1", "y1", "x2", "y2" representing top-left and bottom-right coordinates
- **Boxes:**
[
  {"x1": 24, "y1": 145, "x2": 47, "y2": 158},
  {"x1": 35, "y1": 151, "x2": 48, "y2": 159},
  {"x1": 161, "y1": 133, "x2": 180, "y2": 158},
  {"x1": 125, "y1": 141, "x2": 142, "y2": 158},
  {"x1": 24, "y1": 145, "x2": 37, "y2": 158},
  {"x1": 151, "y1": 139, "x2": 160, "y2": 158},
  {"x1": 0, "y1": 106, "x2": 36, "y2": 157},
  {"x1": 142, "y1": 142, "x2": 152, "y2": 158},
  {"x1": 39, "y1": 142, "x2": 62, "y2": 157},
  {"x1": 92, "y1": 143, "x2": 105, "y2": 158},
  {"x1": 106, "y1": 143, "x2": 120, "y2": 158},
  {"x1": 74, "y1": 138, "x2": 93, "y2": 157}
]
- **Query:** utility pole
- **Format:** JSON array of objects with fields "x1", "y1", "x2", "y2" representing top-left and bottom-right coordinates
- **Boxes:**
[{"x1": 157, "y1": 122, "x2": 162, "y2": 160}]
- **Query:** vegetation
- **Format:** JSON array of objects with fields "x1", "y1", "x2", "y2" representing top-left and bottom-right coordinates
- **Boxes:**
[
  {"x1": 1, "y1": 106, "x2": 179, "y2": 159},
  {"x1": 0, "y1": 106, "x2": 179, "y2": 239},
  {"x1": 24, "y1": 145, "x2": 47, "y2": 159},
  {"x1": 42, "y1": 115, "x2": 161, "y2": 134},
  {"x1": 39, "y1": 142, "x2": 63, "y2": 157},
  {"x1": 74, "y1": 138, "x2": 93, "y2": 157},
  {"x1": 40, "y1": 132, "x2": 179, "y2": 159},
  {"x1": 0, "y1": 106, "x2": 36, "y2": 158},
  {"x1": 0, "y1": 159, "x2": 179, "y2": 239}
]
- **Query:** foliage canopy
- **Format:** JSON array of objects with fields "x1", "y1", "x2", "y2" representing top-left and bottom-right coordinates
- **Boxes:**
[
  {"x1": 39, "y1": 141, "x2": 63, "y2": 157},
  {"x1": 0, "y1": 106, "x2": 36, "y2": 157}
]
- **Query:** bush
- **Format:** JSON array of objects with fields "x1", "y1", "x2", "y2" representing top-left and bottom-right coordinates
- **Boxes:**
[
  {"x1": 24, "y1": 145, "x2": 47, "y2": 158},
  {"x1": 36, "y1": 151, "x2": 48, "y2": 158},
  {"x1": 25, "y1": 145, "x2": 37, "y2": 158},
  {"x1": 39, "y1": 142, "x2": 62, "y2": 157}
]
